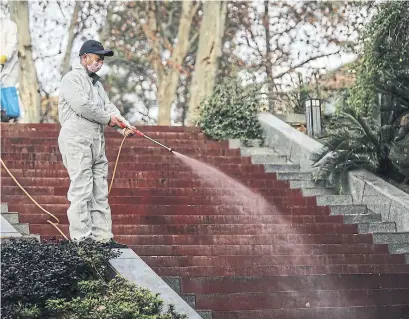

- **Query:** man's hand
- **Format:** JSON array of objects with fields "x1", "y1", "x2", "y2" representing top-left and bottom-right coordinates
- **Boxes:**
[{"x1": 108, "y1": 115, "x2": 126, "y2": 128}]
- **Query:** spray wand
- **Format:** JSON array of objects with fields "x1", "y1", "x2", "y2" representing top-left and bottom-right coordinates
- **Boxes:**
[{"x1": 118, "y1": 121, "x2": 174, "y2": 152}]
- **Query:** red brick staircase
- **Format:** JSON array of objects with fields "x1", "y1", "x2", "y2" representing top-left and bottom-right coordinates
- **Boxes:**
[{"x1": 2, "y1": 123, "x2": 409, "y2": 319}]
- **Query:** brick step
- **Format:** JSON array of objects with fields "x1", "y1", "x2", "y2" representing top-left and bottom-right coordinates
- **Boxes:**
[
  {"x1": 194, "y1": 289, "x2": 409, "y2": 311},
  {"x1": 0, "y1": 123, "x2": 202, "y2": 133},
  {"x1": 96, "y1": 234, "x2": 374, "y2": 245},
  {"x1": 0, "y1": 170, "x2": 283, "y2": 180},
  {"x1": 38, "y1": 234, "x2": 375, "y2": 246},
  {"x1": 1, "y1": 147, "x2": 240, "y2": 156},
  {"x1": 1, "y1": 186, "x2": 302, "y2": 198},
  {"x1": 2, "y1": 144, "x2": 231, "y2": 154},
  {"x1": 131, "y1": 243, "x2": 389, "y2": 256},
  {"x1": 1, "y1": 137, "x2": 226, "y2": 147},
  {"x1": 181, "y1": 274, "x2": 409, "y2": 294},
  {"x1": 19, "y1": 213, "x2": 343, "y2": 225},
  {"x1": 29, "y1": 223, "x2": 359, "y2": 236},
  {"x1": 211, "y1": 306, "x2": 409, "y2": 319},
  {"x1": 0, "y1": 161, "x2": 266, "y2": 172},
  {"x1": 152, "y1": 264, "x2": 409, "y2": 276},
  {"x1": 1, "y1": 176, "x2": 293, "y2": 189},
  {"x1": 1, "y1": 178, "x2": 291, "y2": 189},
  {"x1": 0, "y1": 153, "x2": 252, "y2": 165},
  {"x1": 140, "y1": 254, "x2": 404, "y2": 267},
  {"x1": 1, "y1": 195, "x2": 318, "y2": 207},
  {"x1": 0, "y1": 130, "x2": 206, "y2": 139},
  {"x1": 9, "y1": 203, "x2": 330, "y2": 216}
]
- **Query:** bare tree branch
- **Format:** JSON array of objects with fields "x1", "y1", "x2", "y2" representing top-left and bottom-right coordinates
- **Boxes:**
[{"x1": 274, "y1": 49, "x2": 342, "y2": 80}]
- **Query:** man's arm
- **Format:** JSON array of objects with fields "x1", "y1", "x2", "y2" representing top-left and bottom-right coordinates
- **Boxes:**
[
  {"x1": 102, "y1": 86, "x2": 131, "y2": 133},
  {"x1": 60, "y1": 73, "x2": 111, "y2": 125}
]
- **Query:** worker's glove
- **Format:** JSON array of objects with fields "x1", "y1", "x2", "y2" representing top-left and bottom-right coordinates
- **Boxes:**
[{"x1": 0, "y1": 55, "x2": 7, "y2": 65}]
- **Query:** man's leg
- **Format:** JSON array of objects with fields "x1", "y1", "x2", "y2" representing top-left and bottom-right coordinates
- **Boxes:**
[
  {"x1": 59, "y1": 136, "x2": 94, "y2": 241},
  {"x1": 90, "y1": 142, "x2": 113, "y2": 242}
]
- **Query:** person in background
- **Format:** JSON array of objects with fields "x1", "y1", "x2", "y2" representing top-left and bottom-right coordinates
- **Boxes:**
[
  {"x1": 58, "y1": 40, "x2": 138, "y2": 248},
  {"x1": 0, "y1": 18, "x2": 20, "y2": 122},
  {"x1": 0, "y1": 18, "x2": 19, "y2": 87}
]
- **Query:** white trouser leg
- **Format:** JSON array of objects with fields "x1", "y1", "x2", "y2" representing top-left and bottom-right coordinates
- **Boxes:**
[
  {"x1": 90, "y1": 138, "x2": 113, "y2": 242},
  {"x1": 59, "y1": 134, "x2": 93, "y2": 241}
]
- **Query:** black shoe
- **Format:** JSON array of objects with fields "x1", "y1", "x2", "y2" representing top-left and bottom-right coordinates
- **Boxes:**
[{"x1": 108, "y1": 239, "x2": 128, "y2": 249}]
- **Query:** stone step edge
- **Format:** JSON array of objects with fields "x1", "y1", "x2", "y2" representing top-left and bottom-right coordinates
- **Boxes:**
[
  {"x1": 161, "y1": 276, "x2": 212, "y2": 319},
  {"x1": 1, "y1": 208, "x2": 40, "y2": 241},
  {"x1": 109, "y1": 250, "x2": 204, "y2": 319}
]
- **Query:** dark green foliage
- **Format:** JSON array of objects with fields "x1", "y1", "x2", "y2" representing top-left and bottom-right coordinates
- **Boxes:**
[
  {"x1": 310, "y1": 108, "x2": 403, "y2": 191},
  {"x1": 347, "y1": 1, "x2": 409, "y2": 117},
  {"x1": 1, "y1": 238, "x2": 119, "y2": 319},
  {"x1": 197, "y1": 78, "x2": 264, "y2": 141},
  {"x1": 46, "y1": 278, "x2": 187, "y2": 319},
  {"x1": 1, "y1": 239, "x2": 187, "y2": 319}
]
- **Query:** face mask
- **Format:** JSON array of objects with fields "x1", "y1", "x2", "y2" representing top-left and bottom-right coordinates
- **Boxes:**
[{"x1": 85, "y1": 55, "x2": 103, "y2": 73}]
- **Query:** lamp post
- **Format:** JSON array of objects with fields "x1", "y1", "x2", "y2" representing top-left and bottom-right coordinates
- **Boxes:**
[{"x1": 305, "y1": 98, "x2": 322, "y2": 137}]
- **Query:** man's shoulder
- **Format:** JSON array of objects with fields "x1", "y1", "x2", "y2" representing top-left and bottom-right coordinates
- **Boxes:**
[{"x1": 61, "y1": 68, "x2": 86, "y2": 83}]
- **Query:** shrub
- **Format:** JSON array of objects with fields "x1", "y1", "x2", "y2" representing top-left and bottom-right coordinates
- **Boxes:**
[
  {"x1": 1, "y1": 239, "x2": 186, "y2": 319},
  {"x1": 46, "y1": 278, "x2": 187, "y2": 319},
  {"x1": 197, "y1": 78, "x2": 264, "y2": 141},
  {"x1": 1, "y1": 238, "x2": 118, "y2": 319}
]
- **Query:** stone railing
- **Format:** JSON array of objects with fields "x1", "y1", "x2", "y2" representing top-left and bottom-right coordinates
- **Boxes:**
[{"x1": 258, "y1": 112, "x2": 409, "y2": 231}]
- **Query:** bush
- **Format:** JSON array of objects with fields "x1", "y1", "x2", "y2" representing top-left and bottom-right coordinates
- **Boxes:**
[
  {"x1": 1, "y1": 238, "x2": 118, "y2": 319},
  {"x1": 46, "y1": 278, "x2": 187, "y2": 319},
  {"x1": 1, "y1": 239, "x2": 186, "y2": 319},
  {"x1": 197, "y1": 78, "x2": 264, "y2": 141}
]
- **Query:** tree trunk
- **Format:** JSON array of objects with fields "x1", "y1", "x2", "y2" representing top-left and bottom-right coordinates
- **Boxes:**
[
  {"x1": 60, "y1": 1, "x2": 81, "y2": 76},
  {"x1": 187, "y1": 1, "x2": 227, "y2": 125},
  {"x1": 9, "y1": 1, "x2": 41, "y2": 123},
  {"x1": 263, "y1": 1, "x2": 275, "y2": 112},
  {"x1": 156, "y1": 1, "x2": 196, "y2": 125}
]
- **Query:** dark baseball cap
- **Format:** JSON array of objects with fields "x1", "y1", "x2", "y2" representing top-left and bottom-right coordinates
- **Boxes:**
[{"x1": 79, "y1": 40, "x2": 114, "y2": 57}]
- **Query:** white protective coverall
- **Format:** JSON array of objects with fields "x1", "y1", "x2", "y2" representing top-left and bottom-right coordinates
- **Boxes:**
[
  {"x1": 0, "y1": 19, "x2": 19, "y2": 87},
  {"x1": 58, "y1": 62, "x2": 130, "y2": 242}
]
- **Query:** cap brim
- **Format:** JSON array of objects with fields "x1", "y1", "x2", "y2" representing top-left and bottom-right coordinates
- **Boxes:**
[{"x1": 94, "y1": 49, "x2": 114, "y2": 57}]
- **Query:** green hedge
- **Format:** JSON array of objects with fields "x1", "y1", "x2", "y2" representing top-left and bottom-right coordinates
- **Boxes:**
[{"x1": 197, "y1": 78, "x2": 264, "y2": 142}]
